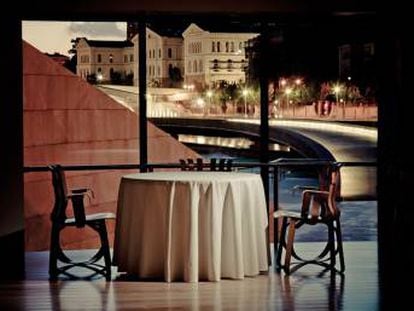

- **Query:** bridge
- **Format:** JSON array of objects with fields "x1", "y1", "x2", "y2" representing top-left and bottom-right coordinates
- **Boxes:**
[{"x1": 150, "y1": 118, "x2": 377, "y2": 201}]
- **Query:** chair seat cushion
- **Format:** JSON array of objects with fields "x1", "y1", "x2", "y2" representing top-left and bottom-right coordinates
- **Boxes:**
[
  {"x1": 274, "y1": 210, "x2": 324, "y2": 222},
  {"x1": 65, "y1": 212, "x2": 116, "y2": 225},
  {"x1": 274, "y1": 210, "x2": 302, "y2": 219}
]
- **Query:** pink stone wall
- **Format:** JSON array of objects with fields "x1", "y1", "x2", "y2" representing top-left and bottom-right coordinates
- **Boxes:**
[{"x1": 23, "y1": 42, "x2": 198, "y2": 250}]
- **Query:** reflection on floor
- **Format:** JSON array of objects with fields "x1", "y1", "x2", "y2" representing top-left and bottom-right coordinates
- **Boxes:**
[{"x1": 0, "y1": 242, "x2": 378, "y2": 310}]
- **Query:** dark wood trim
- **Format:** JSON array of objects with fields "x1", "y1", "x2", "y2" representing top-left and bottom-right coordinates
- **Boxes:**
[
  {"x1": 0, "y1": 230, "x2": 25, "y2": 280},
  {"x1": 0, "y1": 16, "x2": 25, "y2": 280},
  {"x1": 376, "y1": 13, "x2": 413, "y2": 310},
  {"x1": 138, "y1": 16, "x2": 148, "y2": 172},
  {"x1": 259, "y1": 26, "x2": 270, "y2": 207}
]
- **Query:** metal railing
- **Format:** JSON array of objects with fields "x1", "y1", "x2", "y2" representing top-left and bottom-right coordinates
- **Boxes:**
[{"x1": 24, "y1": 158, "x2": 377, "y2": 212}]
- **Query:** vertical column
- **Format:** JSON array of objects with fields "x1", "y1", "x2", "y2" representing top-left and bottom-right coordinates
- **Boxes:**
[
  {"x1": 259, "y1": 24, "x2": 271, "y2": 266},
  {"x1": 377, "y1": 11, "x2": 412, "y2": 310},
  {"x1": 138, "y1": 16, "x2": 148, "y2": 172},
  {"x1": 0, "y1": 15, "x2": 25, "y2": 279},
  {"x1": 259, "y1": 25, "x2": 270, "y2": 207}
]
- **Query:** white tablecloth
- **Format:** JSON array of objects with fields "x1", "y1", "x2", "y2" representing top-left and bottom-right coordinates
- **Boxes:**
[{"x1": 113, "y1": 171, "x2": 268, "y2": 282}]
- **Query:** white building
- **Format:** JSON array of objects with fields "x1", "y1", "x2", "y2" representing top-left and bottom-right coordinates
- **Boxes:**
[
  {"x1": 130, "y1": 28, "x2": 184, "y2": 87},
  {"x1": 76, "y1": 38, "x2": 134, "y2": 83},
  {"x1": 76, "y1": 24, "x2": 256, "y2": 89},
  {"x1": 182, "y1": 23, "x2": 258, "y2": 89},
  {"x1": 75, "y1": 28, "x2": 183, "y2": 87}
]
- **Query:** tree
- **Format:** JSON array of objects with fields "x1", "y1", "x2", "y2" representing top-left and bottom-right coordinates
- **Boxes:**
[
  {"x1": 168, "y1": 65, "x2": 183, "y2": 87},
  {"x1": 64, "y1": 38, "x2": 79, "y2": 74}
]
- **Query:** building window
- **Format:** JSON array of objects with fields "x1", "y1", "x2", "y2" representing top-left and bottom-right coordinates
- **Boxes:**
[
  {"x1": 212, "y1": 59, "x2": 218, "y2": 70},
  {"x1": 193, "y1": 60, "x2": 198, "y2": 73},
  {"x1": 199, "y1": 60, "x2": 203, "y2": 73},
  {"x1": 159, "y1": 48, "x2": 161, "y2": 58},
  {"x1": 364, "y1": 43, "x2": 374, "y2": 56},
  {"x1": 212, "y1": 42, "x2": 215, "y2": 52},
  {"x1": 124, "y1": 55, "x2": 128, "y2": 63},
  {"x1": 157, "y1": 66, "x2": 160, "y2": 76},
  {"x1": 97, "y1": 54, "x2": 102, "y2": 63},
  {"x1": 168, "y1": 48, "x2": 172, "y2": 58},
  {"x1": 225, "y1": 42, "x2": 229, "y2": 53},
  {"x1": 239, "y1": 42, "x2": 243, "y2": 50},
  {"x1": 231, "y1": 42, "x2": 235, "y2": 53},
  {"x1": 130, "y1": 54, "x2": 134, "y2": 62},
  {"x1": 227, "y1": 59, "x2": 233, "y2": 70},
  {"x1": 217, "y1": 42, "x2": 221, "y2": 53},
  {"x1": 109, "y1": 54, "x2": 113, "y2": 63}
]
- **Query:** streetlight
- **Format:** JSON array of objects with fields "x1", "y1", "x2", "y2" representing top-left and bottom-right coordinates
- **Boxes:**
[
  {"x1": 206, "y1": 90, "x2": 213, "y2": 115},
  {"x1": 333, "y1": 85, "x2": 343, "y2": 119},
  {"x1": 285, "y1": 87, "x2": 292, "y2": 114},
  {"x1": 96, "y1": 73, "x2": 103, "y2": 84},
  {"x1": 242, "y1": 89, "x2": 249, "y2": 117},
  {"x1": 196, "y1": 98, "x2": 205, "y2": 115},
  {"x1": 273, "y1": 99, "x2": 279, "y2": 118}
]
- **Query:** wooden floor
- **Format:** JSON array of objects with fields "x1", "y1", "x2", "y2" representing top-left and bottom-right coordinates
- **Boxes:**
[{"x1": 0, "y1": 242, "x2": 379, "y2": 310}]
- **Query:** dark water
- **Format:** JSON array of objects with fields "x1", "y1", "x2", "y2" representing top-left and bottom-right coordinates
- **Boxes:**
[{"x1": 201, "y1": 152, "x2": 377, "y2": 242}]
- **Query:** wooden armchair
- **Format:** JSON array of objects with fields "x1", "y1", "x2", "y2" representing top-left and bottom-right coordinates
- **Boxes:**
[
  {"x1": 274, "y1": 163, "x2": 345, "y2": 274},
  {"x1": 179, "y1": 157, "x2": 234, "y2": 171},
  {"x1": 48, "y1": 164, "x2": 115, "y2": 280}
]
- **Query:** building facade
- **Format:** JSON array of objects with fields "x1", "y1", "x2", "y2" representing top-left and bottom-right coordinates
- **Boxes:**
[
  {"x1": 182, "y1": 23, "x2": 258, "y2": 89},
  {"x1": 75, "y1": 28, "x2": 184, "y2": 87},
  {"x1": 338, "y1": 42, "x2": 375, "y2": 92},
  {"x1": 76, "y1": 24, "x2": 256, "y2": 89},
  {"x1": 130, "y1": 28, "x2": 184, "y2": 87},
  {"x1": 76, "y1": 38, "x2": 134, "y2": 83}
]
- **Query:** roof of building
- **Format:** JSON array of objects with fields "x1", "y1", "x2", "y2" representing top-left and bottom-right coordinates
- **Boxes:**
[
  {"x1": 85, "y1": 39, "x2": 133, "y2": 48},
  {"x1": 144, "y1": 18, "x2": 262, "y2": 38}
]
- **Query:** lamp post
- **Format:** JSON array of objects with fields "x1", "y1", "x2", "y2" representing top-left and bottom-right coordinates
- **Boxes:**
[
  {"x1": 242, "y1": 89, "x2": 249, "y2": 117},
  {"x1": 333, "y1": 85, "x2": 342, "y2": 119},
  {"x1": 285, "y1": 87, "x2": 292, "y2": 116},
  {"x1": 96, "y1": 73, "x2": 103, "y2": 84},
  {"x1": 197, "y1": 98, "x2": 205, "y2": 115},
  {"x1": 206, "y1": 90, "x2": 213, "y2": 115}
]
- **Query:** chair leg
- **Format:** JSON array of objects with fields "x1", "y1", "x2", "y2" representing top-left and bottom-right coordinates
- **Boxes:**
[
  {"x1": 335, "y1": 220, "x2": 345, "y2": 272},
  {"x1": 328, "y1": 223, "x2": 336, "y2": 269},
  {"x1": 49, "y1": 224, "x2": 62, "y2": 280},
  {"x1": 284, "y1": 219, "x2": 296, "y2": 274},
  {"x1": 273, "y1": 217, "x2": 279, "y2": 261},
  {"x1": 276, "y1": 217, "x2": 288, "y2": 270},
  {"x1": 96, "y1": 221, "x2": 112, "y2": 281}
]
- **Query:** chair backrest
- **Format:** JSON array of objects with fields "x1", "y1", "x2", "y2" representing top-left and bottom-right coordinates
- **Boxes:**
[
  {"x1": 327, "y1": 165, "x2": 341, "y2": 218},
  {"x1": 301, "y1": 163, "x2": 341, "y2": 222},
  {"x1": 49, "y1": 164, "x2": 88, "y2": 227},
  {"x1": 179, "y1": 158, "x2": 233, "y2": 171},
  {"x1": 49, "y1": 164, "x2": 69, "y2": 223}
]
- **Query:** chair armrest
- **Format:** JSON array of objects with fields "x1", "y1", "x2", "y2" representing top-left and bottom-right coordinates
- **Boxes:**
[
  {"x1": 70, "y1": 188, "x2": 94, "y2": 201},
  {"x1": 291, "y1": 185, "x2": 318, "y2": 196},
  {"x1": 71, "y1": 188, "x2": 89, "y2": 194},
  {"x1": 302, "y1": 190, "x2": 329, "y2": 197}
]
